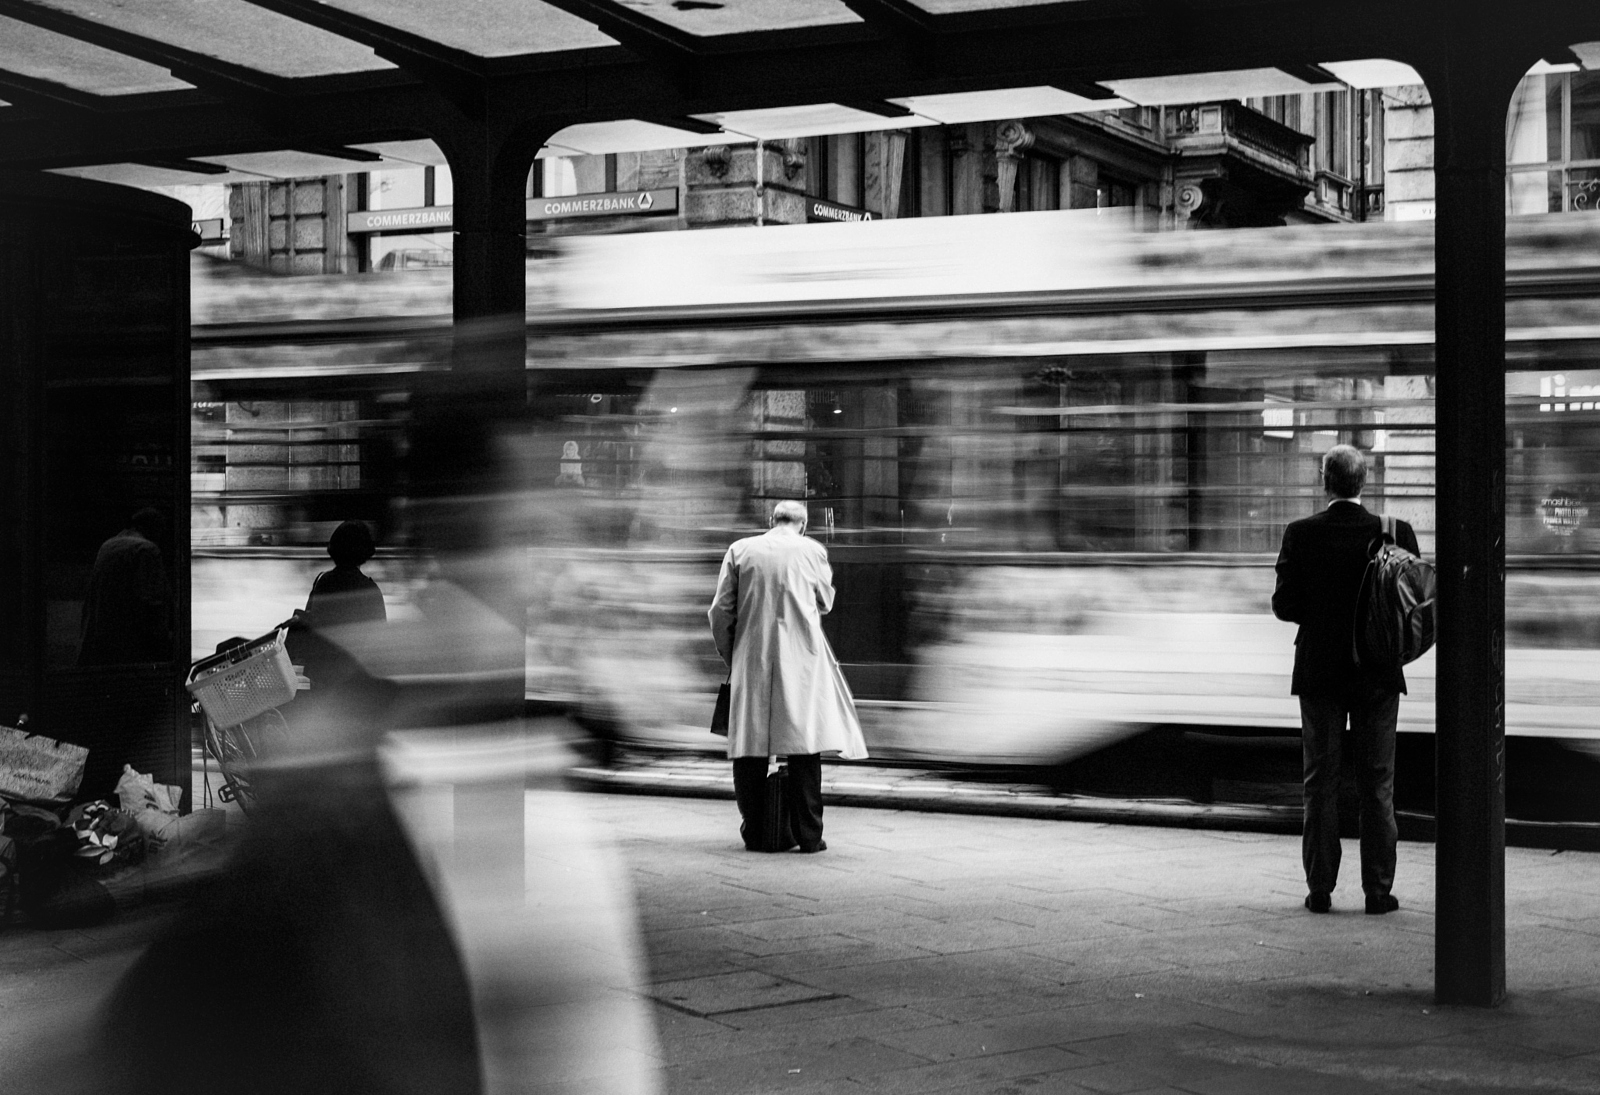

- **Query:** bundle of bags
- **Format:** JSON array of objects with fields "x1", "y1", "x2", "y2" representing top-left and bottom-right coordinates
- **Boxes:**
[{"x1": 0, "y1": 751, "x2": 226, "y2": 929}]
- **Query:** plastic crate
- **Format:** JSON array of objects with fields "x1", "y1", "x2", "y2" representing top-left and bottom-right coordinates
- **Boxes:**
[{"x1": 186, "y1": 629, "x2": 296, "y2": 728}]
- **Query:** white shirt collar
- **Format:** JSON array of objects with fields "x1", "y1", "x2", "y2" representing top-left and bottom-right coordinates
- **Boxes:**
[{"x1": 1327, "y1": 497, "x2": 1363, "y2": 509}]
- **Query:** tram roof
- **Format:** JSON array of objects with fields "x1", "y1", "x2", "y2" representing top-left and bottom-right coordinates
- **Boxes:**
[{"x1": 4, "y1": 0, "x2": 1600, "y2": 183}]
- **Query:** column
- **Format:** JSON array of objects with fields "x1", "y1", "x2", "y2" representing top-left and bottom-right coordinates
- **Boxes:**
[{"x1": 1417, "y1": 22, "x2": 1537, "y2": 1008}]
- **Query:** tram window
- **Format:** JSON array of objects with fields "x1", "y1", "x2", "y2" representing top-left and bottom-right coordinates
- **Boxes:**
[
  {"x1": 1508, "y1": 367, "x2": 1600, "y2": 554},
  {"x1": 531, "y1": 355, "x2": 1452, "y2": 558}
]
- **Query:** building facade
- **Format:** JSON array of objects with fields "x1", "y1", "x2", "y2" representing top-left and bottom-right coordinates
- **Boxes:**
[{"x1": 218, "y1": 89, "x2": 1391, "y2": 274}]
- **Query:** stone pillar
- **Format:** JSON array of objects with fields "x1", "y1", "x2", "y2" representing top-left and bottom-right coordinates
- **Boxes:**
[
  {"x1": 992, "y1": 121, "x2": 1034, "y2": 214},
  {"x1": 685, "y1": 142, "x2": 806, "y2": 227},
  {"x1": 1416, "y1": 19, "x2": 1538, "y2": 1008},
  {"x1": 1384, "y1": 86, "x2": 1436, "y2": 222}
]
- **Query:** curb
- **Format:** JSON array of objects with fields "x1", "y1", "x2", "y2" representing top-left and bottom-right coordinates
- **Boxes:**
[
  {"x1": 567, "y1": 764, "x2": 1600, "y2": 850},
  {"x1": 567, "y1": 765, "x2": 1302, "y2": 834}
]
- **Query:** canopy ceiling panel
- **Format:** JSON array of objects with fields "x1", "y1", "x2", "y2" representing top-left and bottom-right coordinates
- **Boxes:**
[
  {"x1": 1104, "y1": 67, "x2": 1343, "y2": 106},
  {"x1": 606, "y1": 0, "x2": 860, "y2": 37},
  {"x1": 48, "y1": 161, "x2": 290, "y2": 186},
  {"x1": 890, "y1": 86, "x2": 1132, "y2": 123},
  {"x1": 30, "y1": 0, "x2": 392, "y2": 77},
  {"x1": 692, "y1": 102, "x2": 938, "y2": 139},
  {"x1": 1317, "y1": 58, "x2": 1426, "y2": 89},
  {"x1": 539, "y1": 120, "x2": 733, "y2": 156},
  {"x1": 351, "y1": 138, "x2": 448, "y2": 166},
  {"x1": 911, "y1": 0, "x2": 1077, "y2": 13},
  {"x1": 313, "y1": 0, "x2": 617, "y2": 55},
  {"x1": 0, "y1": 16, "x2": 193, "y2": 95},
  {"x1": 194, "y1": 148, "x2": 414, "y2": 176}
]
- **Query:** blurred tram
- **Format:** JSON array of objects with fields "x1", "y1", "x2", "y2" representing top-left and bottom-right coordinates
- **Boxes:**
[{"x1": 191, "y1": 210, "x2": 1600, "y2": 821}]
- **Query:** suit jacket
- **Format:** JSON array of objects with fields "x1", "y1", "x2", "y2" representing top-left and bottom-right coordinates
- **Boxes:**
[{"x1": 1272, "y1": 501, "x2": 1420, "y2": 697}]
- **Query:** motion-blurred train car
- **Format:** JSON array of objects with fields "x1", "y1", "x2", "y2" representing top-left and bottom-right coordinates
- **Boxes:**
[{"x1": 191, "y1": 210, "x2": 1600, "y2": 818}]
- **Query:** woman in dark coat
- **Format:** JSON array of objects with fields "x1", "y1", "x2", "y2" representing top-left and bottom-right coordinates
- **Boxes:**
[{"x1": 304, "y1": 519, "x2": 387, "y2": 629}]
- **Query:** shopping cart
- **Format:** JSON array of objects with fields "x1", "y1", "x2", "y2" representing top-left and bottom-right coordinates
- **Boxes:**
[{"x1": 185, "y1": 622, "x2": 305, "y2": 812}]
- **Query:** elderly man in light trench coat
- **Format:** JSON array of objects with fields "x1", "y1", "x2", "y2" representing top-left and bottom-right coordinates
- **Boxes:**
[{"x1": 709, "y1": 500, "x2": 868, "y2": 852}]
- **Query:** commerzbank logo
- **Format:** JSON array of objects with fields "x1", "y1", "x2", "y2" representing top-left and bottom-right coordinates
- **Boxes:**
[{"x1": 530, "y1": 187, "x2": 678, "y2": 220}]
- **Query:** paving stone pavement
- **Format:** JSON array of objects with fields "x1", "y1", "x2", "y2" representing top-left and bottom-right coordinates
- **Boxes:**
[
  {"x1": 3, "y1": 790, "x2": 1600, "y2": 1094},
  {"x1": 587, "y1": 792, "x2": 1600, "y2": 1095}
]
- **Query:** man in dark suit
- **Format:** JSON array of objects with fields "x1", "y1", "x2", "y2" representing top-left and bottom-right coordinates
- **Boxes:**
[{"x1": 1272, "y1": 444, "x2": 1418, "y2": 916}]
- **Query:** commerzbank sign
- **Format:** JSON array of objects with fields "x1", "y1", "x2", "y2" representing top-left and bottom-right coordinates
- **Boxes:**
[
  {"x1": 345, "y1": 188, "x2": 679, "y2": 233},
  {"x1": 529, "y1": 188, "x2": 678, "y2": 220}
]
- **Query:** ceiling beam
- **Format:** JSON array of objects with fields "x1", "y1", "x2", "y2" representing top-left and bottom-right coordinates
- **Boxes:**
[
  {"x1": 237, "y1": 0, "x2": 489, "y2": 117},
  {"x1": 840, "y1": 0, "x2": 936, "y2": 43},
  {"x1": 9, "y1": 0, "x2": 1600, "y2": 173},
  {"x1": 135, "y1": 156, "x2": 230, "y2": 174},
  {"x1": 0, "y1": 0, "x2": 292, "y2": 100},
  {"x1": 839, "y1": 99, "x2": 917, "y2": 118},
  {"x1": 0, "y1": 69, "x2": 109, "y2": 116},
  {"x1": 533, "y1": 0, "x2": 703, "y2": 90},
  {"x1": 295, "y1": 144, "x2": 383, "y2": 163},
  {"x1": 641, "y1": 114, "x2": 724, "y2": 135}
]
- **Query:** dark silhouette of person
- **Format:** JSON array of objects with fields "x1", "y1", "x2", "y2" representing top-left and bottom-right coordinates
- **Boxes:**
[
  {"x1": 282, "y1": 521, "x2": 390, "y2": 751},
  {"x1": 304, "y1": 520, "x2": 387, "y2": 630},
  {"x1": 1272, "y1": 444, "x2": 1419, "y2": 916},
  {"x1": 78, "y1": 508, "x2": 170, "y2": 666}
]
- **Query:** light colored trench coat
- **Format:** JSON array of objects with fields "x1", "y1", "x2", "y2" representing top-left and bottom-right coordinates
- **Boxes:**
[{"x1": 708, "y1": 526, "x2": 868, "y2": 760}]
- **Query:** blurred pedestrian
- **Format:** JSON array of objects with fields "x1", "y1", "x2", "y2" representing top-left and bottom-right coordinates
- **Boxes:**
[
  {"x1": 304, "y1": 519, "x2": 387, "y2": 629},
  {"x1": 709, "y1": 500, "x2": 867, "y2": 853},
  {"x1": 78, "y1": 508, "x2": 170, "y2": 666},
  {"x1": 1272, "y1": 445, "x2": 1418, "y2": 915},
  {"x1": 285, "y1": 520, "x2": 390, "y2": 749}
]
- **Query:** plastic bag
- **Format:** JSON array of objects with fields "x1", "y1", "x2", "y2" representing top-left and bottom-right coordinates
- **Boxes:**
[
  {"x1": 114, "y1": 764, "x2": 183, "y2": 816},
  {"x1": 0, "y1": 723, "x2": 87, "y2": 807}
]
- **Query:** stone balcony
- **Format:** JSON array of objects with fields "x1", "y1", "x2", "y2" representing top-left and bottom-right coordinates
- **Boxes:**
[{"x1": 1164, "y1": 102, "x2": 1317, "y2": 228}]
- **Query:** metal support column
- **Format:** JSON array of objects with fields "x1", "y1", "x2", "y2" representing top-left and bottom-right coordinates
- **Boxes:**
[{"x1": 1419, "y1": 20, "x2": 1535, "y2": 1009}]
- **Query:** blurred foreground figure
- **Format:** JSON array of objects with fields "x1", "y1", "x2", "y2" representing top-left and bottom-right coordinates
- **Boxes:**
[
  {"x1": 710, "y1": 500, "x2": 867, "y2": 853},
  {"x1": 77, "y1": 507, "x2": 169, "y2": 666},
  {"x1": 96, "y1": 338, "x2": 660, "y2": 1093},
  {"x1": 1272, "y1": 444, "x2": 1418, "y2": 916}
]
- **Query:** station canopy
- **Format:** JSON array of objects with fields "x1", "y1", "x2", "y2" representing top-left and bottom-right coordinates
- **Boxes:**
[{"x1": 7, "y1": 0, "x2": 1594, "y2": 187}]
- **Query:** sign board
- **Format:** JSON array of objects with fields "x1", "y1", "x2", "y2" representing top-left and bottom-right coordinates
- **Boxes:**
[
  {"x1": 1540, "y1": 491, "x2": 1589, "y2": 536},
  {"x1": 345, "y1": 188, "x2": 680, "y2": 233},
  {"x1": 525, "y1": 188, "x2": 678, "y2": 221},
  {"x1": 806, "y1": 198, "x2": 876, "y2": 223},
  {"x1": 190, "y1": 218, "x2": 226, "y2": 243},
  {"x1": 346, "y1": 206, "x2": 454, "y2": 234}
]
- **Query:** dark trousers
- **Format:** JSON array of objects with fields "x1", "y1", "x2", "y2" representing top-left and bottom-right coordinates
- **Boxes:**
[
  {"x1": 1300, "y1": 686, "x2": 1400, "y2": 899},
  {"x1": 732, "y1": 754, "x2": 823, "y2": 851}
]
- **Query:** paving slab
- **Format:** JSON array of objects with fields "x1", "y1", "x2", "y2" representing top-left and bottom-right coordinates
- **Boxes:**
[
  {"x1": 588, "y1": 794, "x2": 1600, "y2": 1095},
  {"x1": 5, "y1": 788, "x2": 1600, "y2": 1095}
]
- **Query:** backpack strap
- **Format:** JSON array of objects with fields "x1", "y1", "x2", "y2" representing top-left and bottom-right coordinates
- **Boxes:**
[{"x1": 1383, "y1": 514, "x2": 1396, "y2": 542}]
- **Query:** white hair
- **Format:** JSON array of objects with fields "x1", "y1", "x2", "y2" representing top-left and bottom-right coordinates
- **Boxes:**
[{"x1": 771, "y1": 500, "x2": 808, "y2": 527}]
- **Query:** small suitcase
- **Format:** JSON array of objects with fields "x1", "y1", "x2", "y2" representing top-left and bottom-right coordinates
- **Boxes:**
[{"x1": 748, "y1": 765, "x2": 797, "y2": 853}]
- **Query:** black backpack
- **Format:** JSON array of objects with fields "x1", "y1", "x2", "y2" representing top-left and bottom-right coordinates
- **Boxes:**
[{"x1": 1352, "y1": 515, "x2": 1437, "y2": 672}]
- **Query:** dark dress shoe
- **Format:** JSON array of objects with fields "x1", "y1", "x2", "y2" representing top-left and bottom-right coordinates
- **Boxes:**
[
  {"x1": 1365, "y1": 894, "x2": 1399, "y2": 915},
  {"x1": 1304, "y1": 892, "x2": 1331, "y2": 913},
  {"x1": 797, "y1": 840, "x2": 827, "y2": 854}
]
